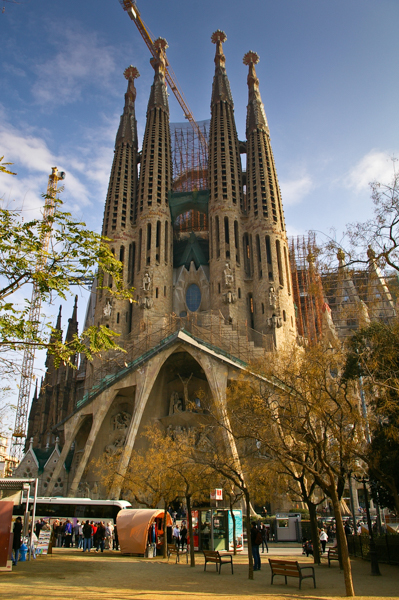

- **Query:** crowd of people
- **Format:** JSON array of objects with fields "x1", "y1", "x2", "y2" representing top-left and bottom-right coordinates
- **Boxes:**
[{"x1": 50, "y1": 519, "x2": 119, "y2": 552}]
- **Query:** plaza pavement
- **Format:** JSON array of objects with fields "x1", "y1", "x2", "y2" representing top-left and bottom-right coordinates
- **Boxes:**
[{"x1": 1, "y1": 545, "x2": 398, "y2": 600}]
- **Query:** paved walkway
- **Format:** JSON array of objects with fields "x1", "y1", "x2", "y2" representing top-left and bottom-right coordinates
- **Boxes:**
[{"x1": 1, "y1": 547, "x2": 398, "y2": 600}]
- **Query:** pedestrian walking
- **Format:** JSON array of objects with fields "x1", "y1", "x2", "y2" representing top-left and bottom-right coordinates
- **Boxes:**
[
  {"x1": 96, "y1": 522, "x2": 106, "y2": 553},
  {"x1": 251, "y1": 522, "x2": 262, "y2": 571},
  {"x1": 261, "y1": 524, "x2": 269, "y2": 553},
  {"x1": 172, "y1": 524, "x2": 180, "y2": 547},
  {"x1": 320, "y1": 528, "x2": 328, "y2": 553},
  {"x1": 64, "y1": 519, "x2": 73, "y2": 548},
  {"x1": 180, "y1": 524, "x2": 187, "y2": 549},
  {"x1": 82, "y1": 520, "x2": 92, "y2": 552},
  {"x1": 12, "y1": 517, "x2": 23, "y2": 566}
]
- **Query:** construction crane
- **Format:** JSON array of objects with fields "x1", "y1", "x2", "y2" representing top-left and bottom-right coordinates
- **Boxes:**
[
  {"x1": 10, "y1": 167, "x2": 66, "y2": 462},
  {"x1": 118, "y1": 0, "x2": 208, "y2": 153}
]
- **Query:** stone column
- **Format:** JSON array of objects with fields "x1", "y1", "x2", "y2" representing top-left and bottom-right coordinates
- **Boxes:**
[
  {"x1": 67, "y1": 388, "x2": 118, "y2": 497},
  {"x1": 108, "y1": 352, "x2": 167, "y2": 499}
]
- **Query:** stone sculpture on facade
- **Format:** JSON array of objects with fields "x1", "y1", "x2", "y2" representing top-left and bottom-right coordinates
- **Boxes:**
[
  {"x1": 269, "y1": 285, "x2": 277, "y2": 309},
  {"x1": 224, "y1": 262, "x2": 234, "y2": 288},
  {"x1": 103, "y1": 301, "x2": 112, "y2": 317}
]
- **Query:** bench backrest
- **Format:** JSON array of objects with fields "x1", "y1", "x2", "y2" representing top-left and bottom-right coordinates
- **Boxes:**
[
  {"x1": 269, "y1": 559, "x2": 300, "y2": 574},
  {"x1": 203, "y1": 550, "x2": 220, "y2": 558}
]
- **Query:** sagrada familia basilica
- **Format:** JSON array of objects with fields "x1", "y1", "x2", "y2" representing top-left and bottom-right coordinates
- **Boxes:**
[{"x1": 15, "y1": 32, "x2": 397, "y2": 504}]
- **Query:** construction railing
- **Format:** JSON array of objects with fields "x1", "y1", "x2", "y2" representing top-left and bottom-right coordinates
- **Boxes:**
[{"x1": 76, "y1": 311, "x2": 273, "y2": 409}]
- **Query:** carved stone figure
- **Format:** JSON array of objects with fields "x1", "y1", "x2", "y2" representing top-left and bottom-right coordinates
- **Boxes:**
[
  {"x1": 142, "y1": 270, "x2": 151, "y2": 292},
  {"x1": 105, "y1": 436, "x2": 126, "y2": 456},
  {"x1": 169, "y1": 391, "x2": 182, "y2": 415},
  {"x1": 112, "y1": 411, "x2": 131, "y2": 430},
  {"x1": 178, "y1": 373, "x2": 193, "y2": 410},
  {"x1": 224, "y1": 262, "x2": 234, "y2": 288},
  {"x1": 223, "y1": 290, "x2": 237, "y2": 304},
  {"x1": 269, "y1": 285, "x2": 277, "y2": 309},
  {"x1": 103, "y1": 301, "x2": 112, "y2": 317},
  {"x1": 267, "y1": 314, "x2": 282, "y2": 328},
  {"x1": 139, "y1": 297, "x2": 154, "y2": 309}
]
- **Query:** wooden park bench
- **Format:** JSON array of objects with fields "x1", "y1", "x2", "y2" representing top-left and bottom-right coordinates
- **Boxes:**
[
  {"x1": 167, "y1": 543, "x2": 188, "y2": 564},
  {"x1": 269, "y1": 559, "x2": 316, "y2": 589},
  {"x1": 328, "y1": 547, "x2": 340, "y2": 567},
  {"x1": 203, "y1": 550, "x2": 233, "y2": 574}
]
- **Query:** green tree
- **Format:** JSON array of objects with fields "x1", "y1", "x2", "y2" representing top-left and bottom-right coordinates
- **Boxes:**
[
  {"x1": 0, "y1": 158, "x2": 134, "y2": 376},
  {"x1": 225, "y1": 343, "x2": 364, "y2": 596},
  {"x1": 345, "y1": 321, "x2": 399, "y2": 514}
]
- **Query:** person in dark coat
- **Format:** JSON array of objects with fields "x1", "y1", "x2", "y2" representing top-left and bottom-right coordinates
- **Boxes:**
[
  {"x1": 12, "y1": 517, "x2": 23, "y2": 566},
  {"x1": 82, "y1": 520, "x2": 92, "y2": 552},
  {"x1": 96, "y1": 522, "x2": 106, "y2": 553},
  {"x1": 251, "y1": 522, "x2": 261, "y2": 571},
  {"x1": 180, "y1": 524, "x2": 188, "y2": 549}
]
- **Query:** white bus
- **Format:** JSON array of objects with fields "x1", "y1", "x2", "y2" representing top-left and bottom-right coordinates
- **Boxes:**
[{"x1": 13, "y1": 497, "x2": 132, "y2": 525}]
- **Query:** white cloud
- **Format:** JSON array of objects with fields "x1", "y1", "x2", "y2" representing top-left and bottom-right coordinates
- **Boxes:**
[
  {"x1": 280, "y1": 174, "x2": 313, "y2": 206},
  {"x1": 345, "y1": 150, "x2": 396, "y2": 192},
  {"x1": 31, "y1": 29, "x2": 118, "y2": 107}
]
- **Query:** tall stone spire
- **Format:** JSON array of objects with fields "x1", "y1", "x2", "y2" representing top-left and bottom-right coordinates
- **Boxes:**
[
  {"x1": 131, "y1": 37, "x2": 173, "y2": 322},
  {"x1": 102, "y1": 66, "x2": 140, "y2": 237},
  {"x1": 208, "y1": 31, "x2": 244, "y2": 323},
  {"x1": 115, "y1": 65, "x2": 139, "y2": 147},
  {"x1": 243, "y1": 51, "x2": 284, "y2": 228},
  {"x1": 95, "y1": 67, "x2": 140, "y2": 339},
  {"x1": 65, "y1": 295, "x2": 79, "y2": 355},
  {"x1": 210, "y1": 30, "x2": 234, "y2": 105},
  {"x1": 243, "y1": 51, "x2": 296, "y2": 345}
]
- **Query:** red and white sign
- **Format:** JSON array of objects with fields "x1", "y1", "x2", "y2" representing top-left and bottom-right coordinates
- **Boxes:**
[{"x1": 210, "y1": 489, "x2": 223, "y2": 501}]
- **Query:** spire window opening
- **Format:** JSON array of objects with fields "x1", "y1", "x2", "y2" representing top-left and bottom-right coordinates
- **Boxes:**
[
  {"x1": 156, "y1": 221, "x2": 161, "y2": 263},
  {"x1": 284, "y1": 246, "x2": 291, "y2": 295},
  {"x1": 276, "y1": 239, "x2": 284, "y2": 287},
  {"x1": 243, "y1": 233, "x2": 252, "y2": 277},
  {"x1": 215, "y1": 216, "x2": 220, "y2": 259},
  {"x1": 138, "y1": 229, "x2": 142, "y2": 272},
  {"x1": 234, "y1": 220, "x2": 240, "y2": 264},
  {"x1": 265, "y1": 235, "x2": 273, "y2": 280},
  {"x1": 164, "y1": 221, "x2": 168, "y2": 264}
]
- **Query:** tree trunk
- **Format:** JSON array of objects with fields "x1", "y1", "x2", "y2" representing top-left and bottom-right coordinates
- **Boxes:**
[
  {"x1": 162, "y1": 501, "x2": 168, "y2": 559},
  {"x1": 186, "y1": 494, "x2": 195, "y2": 567},
  {"x1": 229, "y1": 499, "x2": 237, "y2": 555},
  {"x1": 308, "y1": 502, "x2": 321, "y2": 565},
  {"x1": 244, "y1": 489, "x2": 254, "y2": 580},
  {"x1": 331, "y1": 486, "x2": 355, "y2": 596}
]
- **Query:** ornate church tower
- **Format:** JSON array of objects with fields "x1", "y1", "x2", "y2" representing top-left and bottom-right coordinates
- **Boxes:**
[
  {"x1": 94, "y1": 65, "x2": 140, "y2": 337},
  {"x1": 243, "y1": 51, "x2": 296, "y2": 346},
  {"x1": 208, "y1": 31, "x2": 245, "y2": 323},
  {"x1": 130, "y1": 38, "x2": 173, "y2": 325}
]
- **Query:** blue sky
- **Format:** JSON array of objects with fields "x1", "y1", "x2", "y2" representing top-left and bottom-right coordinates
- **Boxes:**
[{"x1": 1, "y1": 0, "x2": 399, "y2": 390}]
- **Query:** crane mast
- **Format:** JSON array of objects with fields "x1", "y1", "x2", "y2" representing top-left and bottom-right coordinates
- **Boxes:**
[
  {"x1": 118, "y1": 0, "x2": 208, "y2": 153},
  {"x1": 10, "y1": 167, "x2": 65, "y2": 461}
]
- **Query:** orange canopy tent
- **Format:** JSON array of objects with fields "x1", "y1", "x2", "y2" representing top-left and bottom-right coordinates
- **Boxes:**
[{"x1": 117, "y1": 508, "x2": 173, "y2": 554}]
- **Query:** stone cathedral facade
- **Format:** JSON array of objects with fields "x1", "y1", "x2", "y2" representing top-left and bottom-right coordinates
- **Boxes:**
[{"x1": 18, "y1": 31, "x2": 394, "y2": 501}]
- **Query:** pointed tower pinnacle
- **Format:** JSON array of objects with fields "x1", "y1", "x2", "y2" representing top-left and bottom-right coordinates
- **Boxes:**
[
  {"x1": 115, "y1": 66, "x2": 140, "y2": 147},
  {"x1": 242, "y1": 51, "x2": 296, "y2": 344},
  {"x1": 211, "y1": 30, "x2": 233, "y2": 105},
  {"x1": 102, "y1": 66, "x2": 140, "y2": 237},
  {"x1": 132, "y1": 36, "x2": 173, "y2": 320},
  {"x1": 208, "y1": 29, "x2": 244, "y2": 322},
  {"x1": 56, "y1": 305, "x2": 62, "y2": 330},
  {"x1": 147, "y1": 38, "x2": 169, "y2": 112},
  {"x1": 243, "y1": 50, "x2": 284, "y2": 228},
  {"x1": 66, "y1": 295, "x2": 78, "y2": 343},
  {"x1": 243, "y1": 51, "x2": 268, "y2": 134}
]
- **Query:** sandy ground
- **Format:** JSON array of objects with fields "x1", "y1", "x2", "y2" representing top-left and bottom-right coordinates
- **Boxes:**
[{"x1": 1, "y1": 547, "x2": 398, "y2": 600}]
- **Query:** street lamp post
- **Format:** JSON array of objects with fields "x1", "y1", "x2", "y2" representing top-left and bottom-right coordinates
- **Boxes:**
[{"x1": 355, "y1": 475, "x2": 381, "y2": 576}]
